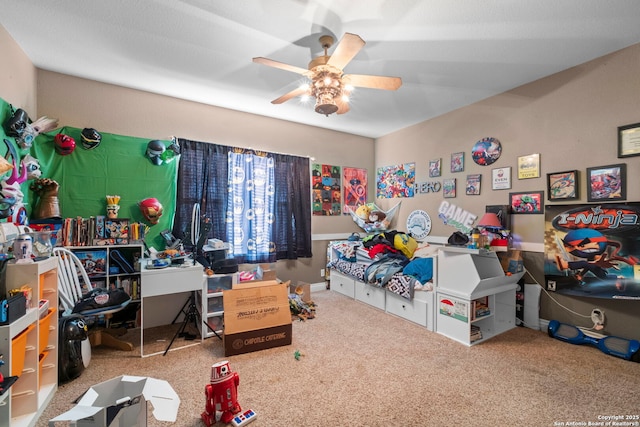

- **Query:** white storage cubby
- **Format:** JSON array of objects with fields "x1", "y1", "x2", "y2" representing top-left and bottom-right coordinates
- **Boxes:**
[
  {"x1": 435, "y1": 247, "x2": 524, "y2": 346},
  {"x1": 198, "y1": 273, "x2": 237, "y2": 338},
  {"x1": 0, "y1": 257, "x2": 58, "y2": 427}
]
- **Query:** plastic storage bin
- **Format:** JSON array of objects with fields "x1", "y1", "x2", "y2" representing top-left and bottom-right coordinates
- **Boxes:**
[
  {"x1": 11, "y1": 323, "x2": 36, "y2": 376},
  {"x1": 38, "y1": 308, "x2": 56, "y2": 354}
]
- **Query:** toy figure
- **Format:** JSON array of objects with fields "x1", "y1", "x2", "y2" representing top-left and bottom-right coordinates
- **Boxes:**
[
  {"x1": 106, "y1": 195, "x2": 121, "y2": 219},
  {"x1": 202, "y1": 360, "x2": 242, "y2": 426}
]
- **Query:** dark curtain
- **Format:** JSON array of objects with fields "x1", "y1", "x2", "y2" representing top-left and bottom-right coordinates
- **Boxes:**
[
  {"x1": 172, "y1": 138, "x2": 230, "y2": 247},
  {"x1": 173, "y1": 139, "x2": 312, "y2": 261},
  {"x1": 273, "y1": 153, "x2": 312, "y2": 259}
]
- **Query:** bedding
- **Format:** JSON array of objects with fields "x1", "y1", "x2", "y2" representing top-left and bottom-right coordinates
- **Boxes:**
[{"x1": 328, "y1": 238, "x2": 436, "y2": 300}]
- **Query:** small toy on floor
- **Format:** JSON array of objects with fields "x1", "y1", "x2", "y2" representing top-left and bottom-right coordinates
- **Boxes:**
[
  {"x1": 294, "y1": 350, "x2": 305, "y2": 361},
  {"x1": 201, "y1": 360, "x2": 243, "y2": 426},
  {"x1": 231, "y1": 409, "x2": 257, "y2": 427}
]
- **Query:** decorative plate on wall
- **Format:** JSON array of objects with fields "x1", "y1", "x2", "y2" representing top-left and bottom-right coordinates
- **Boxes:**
[
  {"x1": 471, "y1": 137, "x2": 502, "y2": 166},
  {"x1": 406, "y1": 209, "x2": 432, "y2": 240}
]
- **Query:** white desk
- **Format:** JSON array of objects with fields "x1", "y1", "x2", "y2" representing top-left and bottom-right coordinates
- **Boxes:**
[{"x1": 140, "y1": 261, "x2": 204, "y2": 357}]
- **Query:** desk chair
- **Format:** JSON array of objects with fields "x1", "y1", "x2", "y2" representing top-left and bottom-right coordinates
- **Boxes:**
[{"x1": 54, "y1": 247, "x2": 134, "y2": 351}]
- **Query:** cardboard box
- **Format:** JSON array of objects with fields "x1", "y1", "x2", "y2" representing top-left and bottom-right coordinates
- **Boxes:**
[
  {"x1": 48, "y1": 375, "x2": 180, "y2": 427},
  {"x1": 223, "y1": 281, "x2": 292, "y2": 356},
  {"x1": 290, "y1": 281, "x2": 311, "y2": 303}
]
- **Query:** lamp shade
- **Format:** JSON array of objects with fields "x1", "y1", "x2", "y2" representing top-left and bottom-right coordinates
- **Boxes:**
[{"x1": 477, "y1": 212, "x2": 502, "y2": 229}]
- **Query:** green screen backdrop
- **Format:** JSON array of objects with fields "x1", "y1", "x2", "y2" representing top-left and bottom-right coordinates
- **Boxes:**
[{"x1": 30, "y1": 126, "x2": 178, "y2": 250}]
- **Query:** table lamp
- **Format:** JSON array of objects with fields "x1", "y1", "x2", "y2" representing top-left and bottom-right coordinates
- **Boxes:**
[{"x1": 477, "y1": 212, "x2": 508, "y2": 249}]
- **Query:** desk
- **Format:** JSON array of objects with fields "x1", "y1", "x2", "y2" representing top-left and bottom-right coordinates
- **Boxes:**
[{"x1": 140, "y1": 261, "x2": 204, "y2": 357}]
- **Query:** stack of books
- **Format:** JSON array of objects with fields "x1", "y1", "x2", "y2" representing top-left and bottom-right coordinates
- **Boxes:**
[
  {"x1": 470, "y1": 325, "x2": 483, "y2": 343},
  {"x1": 471, "y1": 297, "x2": 491, "y2": 320}
]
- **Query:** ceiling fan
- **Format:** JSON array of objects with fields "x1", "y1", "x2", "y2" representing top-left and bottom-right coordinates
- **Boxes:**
[{"x1": 253, "y1": 33, "x2": 402, "y2": 116}]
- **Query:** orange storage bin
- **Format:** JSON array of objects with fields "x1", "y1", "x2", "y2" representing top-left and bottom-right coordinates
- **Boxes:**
[
  {"x1": 38, "y1": 308, "x2": 56, "y2": 354},
  {"x1": 11, "y1": 323, "x2": 35, "y2": 376}
]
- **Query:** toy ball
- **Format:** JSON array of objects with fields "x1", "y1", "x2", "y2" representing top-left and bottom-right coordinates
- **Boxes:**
[
  {"x1": 54, "y1": 133, "x2": 76, "y2": 156},
  {"x1": 81, "y1": 128, "x2": 102, "y2": 150},
  {"x1": 146, "y1": 140, "x2": 166, "y2": 166},
  {"x1": 139, "y1": 197, "x2": 163, "y2": 224}
]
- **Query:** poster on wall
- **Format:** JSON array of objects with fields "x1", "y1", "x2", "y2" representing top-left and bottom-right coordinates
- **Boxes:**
[
  {"x1": 376, "y1": 162, "x2": 415, "y2": 198},
  {"x1": 343, "y1": 167, "x2": 367, "y2": 214},
  {"x1": 544, "y1": 203, "x2": 640, "y2": 299},
  {"x1": 312, "y1": 163, "x2": 341, "y2": 215}
]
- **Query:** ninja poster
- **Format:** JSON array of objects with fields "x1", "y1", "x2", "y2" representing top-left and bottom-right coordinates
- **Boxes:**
[{"x1": 544, "y1": 203, "x2": 640, "y2": 299}]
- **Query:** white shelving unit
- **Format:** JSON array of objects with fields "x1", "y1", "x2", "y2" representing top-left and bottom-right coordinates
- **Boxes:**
[
  {"x1": 435, "y1": 247, "x2": 524, "y2": 346},
  {"x1": 197, "y1": 273, "x2": 237, "y2": 338},
  {"x1": 0, "y1": 257, "x2": 58, "y2": 427},
  {"x1": 66, "y1": 244, "x2": 144, "y2": 301}
]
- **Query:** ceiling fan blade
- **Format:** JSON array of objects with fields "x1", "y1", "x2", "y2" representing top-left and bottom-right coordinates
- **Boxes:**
[
  {"x1": 326, "y1": 33, "x2": 365, "y2": 70},
  {"x1": 253, "y1": 57, "x2": 310, "y2": 76},
  {"x1": 336, "y1": 98, "x2": 350, "y2": 115},
  {"x1": 271, "y1": 86, "x2": 309, "y2": 104},
  {"x1": 343, "y1": 74, "x2": 402, "y2": 91}
]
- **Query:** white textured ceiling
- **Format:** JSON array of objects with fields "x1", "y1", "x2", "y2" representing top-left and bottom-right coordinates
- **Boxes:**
[{"x1": 2, "y1": 0, "x2": 640, "y2": 138}]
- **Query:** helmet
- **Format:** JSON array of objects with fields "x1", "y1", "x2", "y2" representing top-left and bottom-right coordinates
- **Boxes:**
[
  {"x1": 146, "y1": 140, "x2": 166, "y2": 166},
  {"x1": 4, "y1": 107, "x2": 29, "y2": 137},
  {"x1": 139, "y1": 197, "x2": 163, "y2": 224},
  {"x1": 54, "y1": 133, "x2": 76, "y2": 155},
  {"x1": 80, "y1": 128, "x2": 102, "y2": 150}
]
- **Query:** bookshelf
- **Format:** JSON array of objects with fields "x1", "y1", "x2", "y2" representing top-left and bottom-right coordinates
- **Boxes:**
[
  {"x1": 65, "y1": 244, "x2": 144, "y2": 304},
  {"x1": 0, "y1": 258, "x2": 58, "y2": 427}
]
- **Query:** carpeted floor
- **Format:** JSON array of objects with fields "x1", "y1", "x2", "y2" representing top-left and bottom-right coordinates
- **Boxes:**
[{"x1": 40, "y1": 289, "x2": 639, "y2": 427}]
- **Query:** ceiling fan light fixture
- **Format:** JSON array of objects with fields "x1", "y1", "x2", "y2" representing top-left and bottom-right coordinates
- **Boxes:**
[{"x1": 315, "y1": 92, "x2": 339, "y2": 116}]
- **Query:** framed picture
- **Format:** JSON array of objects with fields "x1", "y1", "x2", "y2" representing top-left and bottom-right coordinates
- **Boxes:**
[
  {"x1": 517, "y1": 153, "x2": 540, "y2": 179},
  {"x1": 443, "y1": 178, "x2": 456, "y2": 198},
  {"x1": 73, "y1": 249, "x2": 107, "y2": 279},
  {"x1": 510, "y1": 191, "x2": 544, "y2": 214},
  {"x1": 104, "y1": 218, "x2": 130, "y2": 244},
  {"x1": 465, "y1": 174, "x2": 481, "y2": 195},
  {"x1": 617, "y1": 122, "x2": 640, "y2": 158},
  {"x1": 547, "y1": 170, "x2": 579, "y2": 201},
  {"x1": 491, "y1": 167, "x2": 511, "y2": 190},
  {"x1": 450, "y1": 152, "x2": 464, "y2": 173},
  {"x1": 429, "y1": 158, "x2": 441, "y2": 177},
  {"x1": 586, "y1": 163, "x2": 626, "y2": 202}
]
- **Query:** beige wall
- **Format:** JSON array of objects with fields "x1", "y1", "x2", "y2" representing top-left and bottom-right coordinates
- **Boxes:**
[
  {"x1": 377, "y1": 43, "x2": 640, "y2": 339},
  {"x1": 0, "y1": 25, "x2": 37, "y2": 114}
]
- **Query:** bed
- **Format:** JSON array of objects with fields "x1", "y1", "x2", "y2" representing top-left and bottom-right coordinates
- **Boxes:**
[
  {"x1": 327, "y1": 236, "x2": 439, "y2": 297},
  {"x1": 327, "y1": 237, "x2": 440, "y2": 330}
]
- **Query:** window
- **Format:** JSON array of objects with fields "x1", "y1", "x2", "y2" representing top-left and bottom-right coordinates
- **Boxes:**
[{"x1": 173, "y1": 139, "x2": 312, "y2": 262}]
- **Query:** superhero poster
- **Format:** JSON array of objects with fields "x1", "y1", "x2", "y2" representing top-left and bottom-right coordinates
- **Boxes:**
[
  {"x1": 376, "y1": 162, "x2": 415, "y2": 198},
  {"x1": 544, "y1": 203, "x2": 640, "y2": 299},
  {"x1": 312, "y1": 163, "x2": 341, "y2": 216},
  {"x1": 342, "y1": 167, "x2": 367, "y2": 215}
]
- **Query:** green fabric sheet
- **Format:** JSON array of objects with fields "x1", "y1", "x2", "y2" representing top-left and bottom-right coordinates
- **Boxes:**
[{"x1": 30, "y1": 126, "x2": 178, "y2": 250}]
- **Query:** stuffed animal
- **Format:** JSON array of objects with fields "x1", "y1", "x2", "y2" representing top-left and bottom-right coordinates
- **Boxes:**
[
  {"x1": 355, "y1": 204, "x2": 371, "y2": 221},
  {"x1": 368, "y1": 211, "x2": 386, "y2": 223}
]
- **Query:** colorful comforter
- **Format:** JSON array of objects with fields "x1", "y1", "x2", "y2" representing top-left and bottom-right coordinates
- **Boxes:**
[{"x1": 328, "y1": 240, "x2": 434, "y2": 300}]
